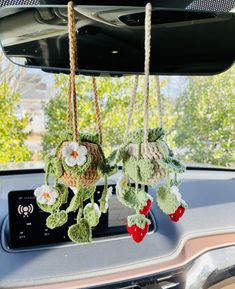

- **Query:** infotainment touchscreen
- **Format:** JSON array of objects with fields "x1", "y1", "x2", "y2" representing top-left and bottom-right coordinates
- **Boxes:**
[{"x1": 8, "y1": 185, "x2": 154, "y2": 248}]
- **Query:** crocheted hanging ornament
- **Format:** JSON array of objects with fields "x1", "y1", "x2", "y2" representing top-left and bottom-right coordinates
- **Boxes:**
[
  {"x1": 34, "y1": 1, "x2": 114, "y2": 244},
  {"x1": 126, "y1": 214, "x2": 150, "y2": 243},
  {"x1": 115, "y1": 3, "x2": 187, "y2": 243},
  {"x1": 156, "y1": 175, "x2": 188, "y2": 221},
  {"x1": 121, "y1": 9, "x2": 185, "y2": 186},
  {"x1": 52, "y1": 7, "x2": 104, "y2": 190},
  {"x1": 124, "y1": 128, "x2": 167, "y2": 185},
  {"x1": 55, "y1": 132, "x2": 103, "y2": 189}
]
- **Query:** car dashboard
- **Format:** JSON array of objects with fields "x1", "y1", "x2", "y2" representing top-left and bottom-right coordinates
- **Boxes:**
[{"x1": 0, "y1": 168, "x2": 235, "y2": 289}]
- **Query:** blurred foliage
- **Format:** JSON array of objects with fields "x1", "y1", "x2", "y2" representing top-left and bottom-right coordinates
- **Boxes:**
[
  {"x1": 174, "y1": 67, "x2": 235, "y2": 167},
  {"x1": 42, "y1": 75, "x2": 175, "y2": 156},
  {"x1": 0, "y1": 83, "x2": 31, "y2": 162},
  {"x1": 1, "y1": 64, "x2": 234, "y2": 168}
]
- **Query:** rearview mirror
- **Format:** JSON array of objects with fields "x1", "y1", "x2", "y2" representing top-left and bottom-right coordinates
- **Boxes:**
[{"x1": 0, "y1": 5, "x2": 234, "y2": 75}]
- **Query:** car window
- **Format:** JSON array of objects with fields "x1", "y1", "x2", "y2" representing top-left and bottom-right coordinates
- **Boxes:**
[{"x1": 0, "y1": 50, "x2": 234, "y2": 169}]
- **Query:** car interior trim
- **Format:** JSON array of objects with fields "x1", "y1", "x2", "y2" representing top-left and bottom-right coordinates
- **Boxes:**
[{"x1": 16, "y1": 232, "x2": 235, "y2": 289}]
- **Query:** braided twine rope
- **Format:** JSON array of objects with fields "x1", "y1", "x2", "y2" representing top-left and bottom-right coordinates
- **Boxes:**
[
  {"x1": 57, "y1": 1, "x2": 103, "y2": 188},
  {"x1": 124, "y1": 3, "x2": 166, "y2": 184}
]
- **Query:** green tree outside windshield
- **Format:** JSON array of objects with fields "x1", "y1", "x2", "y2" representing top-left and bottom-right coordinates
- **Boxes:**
[
  {"x1": 0, "y1": 83, "x2": 31, "y2": 162},
  {"x1": 175, "y1": 66, "x2": 235, "y2": 167},
  {"x1": 0, "y1": 70, "x2": 234, "y2": 167}
]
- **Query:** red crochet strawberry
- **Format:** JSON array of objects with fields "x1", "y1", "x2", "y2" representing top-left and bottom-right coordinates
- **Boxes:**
[
  {"x1": 126, "y1": 214, "x2": 150, "y2": 243},
  {"x1": 168, "y1": 205, "x2": 185, "y2": 222},
  {"x1": 139, "y1": 198, "x2": 152, "y2": 216}
]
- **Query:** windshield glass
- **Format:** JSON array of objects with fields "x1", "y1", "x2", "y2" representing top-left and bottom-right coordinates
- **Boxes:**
[{"x1": 0, "y1": 51, "x2": 234, "y2": 169}]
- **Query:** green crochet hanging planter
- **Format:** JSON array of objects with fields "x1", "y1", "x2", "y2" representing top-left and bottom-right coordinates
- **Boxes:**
[
  {"x1": 34, "y1": 117, "x2": 115, "y2": 244},
  {"x1": 34, "y1": 2, "x2": 116, "y2": 244},
  {"x1": 114, "y1": 3, "x2": 188, "y2": 243},
  {"x1": 51, "y1": 131, "x2": 104, "y2": 189},
  {"x1": 123, "y1": 127, "x2": 184, "y2": 185}
]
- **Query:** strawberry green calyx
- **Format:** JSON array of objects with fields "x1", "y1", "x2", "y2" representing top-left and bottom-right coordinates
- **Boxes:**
[{"x1": 127, "y1": 214, "x2": 151, "y2": 230}]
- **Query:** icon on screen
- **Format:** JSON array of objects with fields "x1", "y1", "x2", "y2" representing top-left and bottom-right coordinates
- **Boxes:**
[{"x1": 17, "y1": 204, "x2": 34, "y2": 217}]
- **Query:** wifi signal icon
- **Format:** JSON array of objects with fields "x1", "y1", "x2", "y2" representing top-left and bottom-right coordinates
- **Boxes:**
[{"x1": 18, "y1": 204, "x2": 34, "y2": 218}]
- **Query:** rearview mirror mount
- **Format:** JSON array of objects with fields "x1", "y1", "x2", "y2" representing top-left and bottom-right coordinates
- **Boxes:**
[{"x1": 0, "y1": 5, "x2": 234, "y2": 75}]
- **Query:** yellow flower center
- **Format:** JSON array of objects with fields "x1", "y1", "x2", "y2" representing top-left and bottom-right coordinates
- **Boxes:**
[
  {"x1": 71, "y1": 150, "x2": 79, "y2": 158},
  {"x1": 43, "y1": 192, "x2": 50, "y2": 199}
]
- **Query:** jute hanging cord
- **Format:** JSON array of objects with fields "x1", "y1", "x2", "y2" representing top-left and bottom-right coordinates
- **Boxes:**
[
  {"x1": 92, "y1": 76, "x2": 103, "y2": 145},
  {"x1": 123, "y1": 75, "x2": 139, "y2": 143},
  {"x1": 67, "y1": 0, "x2": 78, "y2": 141},
  {"x1": 123, "y1": 6, "x2": 162, "y2": 140},
  {"x1": 67, "y1": 2, "x2": 103, "y2": 145},
  {"x1": 144, "y1": 6, "x2": 163, "y2": 130},
  {"x1": 156, "y1": 75, "x2": 163, "y2": 127},
  {"x1": 121, "y1": 3, "x2": 167, "y2": 186},
  {"x1": 57, "y1": 1, "x2": 104, "y2": 189},
  {"x1": 143, "y1": 3, "x2": 152, "y2": 144}
]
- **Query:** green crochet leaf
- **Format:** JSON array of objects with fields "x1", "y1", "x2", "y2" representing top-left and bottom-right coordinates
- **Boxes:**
[
  {"x1": 156, "y1": 186, "x2": 179, "y2": 214},
  {"x1": 84, "y1": 204, "x2": 100, "y2": 227},
  {"x1": 117, "y1": 186, "x2": 148, "y2": 210},
  {"x1": 97, "y1": 160, "x2": 117, "y2": 177},
  {"x1": 106, "y1": 145, "x2": 126, "y2": 167},
  {"x1": 37, "y1": 199, "x2": 60, "y2": 214},
  {"x1": 46, "y1": 210, "x2": 68, "y2": 229},
  {"x1": 170, "y1": 178, "x2": 181, "y2": 187},
  {"x1": 127, "y1": 214, "x2": 151, "y2": 229},
  {"x1": 58, "y1": 183, "x2": 69, "y2": 204},
  {"x1": 80, "y1": 133, "x2": 100, "y2": 144},
  {"x1": 138, "y1": 159, "x2": 154, "y2": 181},
  {"x1": 59, "y1": 131, "x2": 100, "y2": 145},
  {"x1": 81, "y1": 185, "x2": 96, "y2": 201},
  {"x1": 158, "y1": 157, "x2": 186, "y2": 173},
  {"x1": 148, "y1": 127, "x2": 165, "y2": 142},
  {"x1": 99, "y1": 193, "x2": 107, "y2": 213},
  {"x1": 68, "y1": 219, "x2": 92, "y2": 243},
  {"x1": 66, "y1": 192, "x2": 82, "y2": 213},
  {"x1": 62, "y1": 152, "x2": 92, "y2": 176},
  {"x1": 45, "y1": 154, "x2": 63, "y2": 179},
  {"x1": 128, "y1": 127, "x2": 165, "y2": 144},
  {"x1": 37, "y1": 184, "x2": 67, "y2": 213},
  {"x1": 124, "y1": 156, "x2": 154, "y2": 183},
  {"x1": 168, "y1": 146, "x2": 174, "y2": 157},
  {"x1": 156, "y1": 140, "x2": 169, "y2": 158},
  {"x1": 58, "y1": 131, "x2": 73, "y2": 142}
]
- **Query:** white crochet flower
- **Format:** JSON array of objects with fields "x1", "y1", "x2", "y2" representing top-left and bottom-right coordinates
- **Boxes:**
[
  {"x1": 104, "y1": 187, "x2": 113, "y2": 210},
  {"x1": 170, "y1": 185, "x2": 182, "y2": 202},
  {"x1": 84, "y1": 203, "x2": 101, "y2": 218},
  {"x1": 117, "y1": 173, "x2": 129, "y2": 192},
  {"x1": 62, "y1": 142, "x2": 87, "y2": 167},
  {"x1": 34, "y1": 185, "x2": 58, "y2": 205}
]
